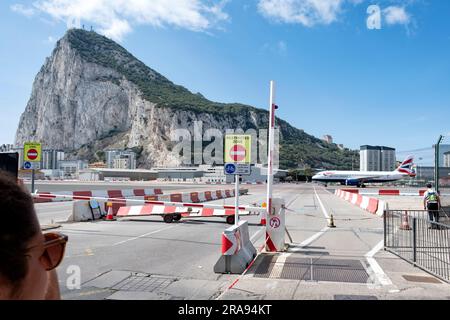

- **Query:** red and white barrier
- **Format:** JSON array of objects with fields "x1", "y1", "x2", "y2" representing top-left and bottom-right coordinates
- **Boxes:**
[
  {"x1": 335, "y1": 189, "x2": 386, "y2": 216},
  {"x1": 338, "y1": 189, "x2": 448, "y2": 197},
  {"x1": 32, "y1": 189, "x2": 265, "y2": 222},
  {"x1": 265, "y1": 198, "x2": 285, "y2": 252},
  {"x1": 117, "y1": 204, "x2": 253, "y2": 218},
  {"x1": 33, "y1": 189, "x2": 242, "y2": 215},
  {"x1": 34, "y1": 188, "x2": 163, "y2": 203},
  {"x1": 214, "y1": 220, "x2": 257, "y2": 274}
]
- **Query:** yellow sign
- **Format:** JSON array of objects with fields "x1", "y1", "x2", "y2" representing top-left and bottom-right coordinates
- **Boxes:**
[
  {"x1": 224, "y1": 135, "x2": 252, "y2": 164},
  {"x1": 23, "y1": 142, "x2": 42, "y2": 162}
]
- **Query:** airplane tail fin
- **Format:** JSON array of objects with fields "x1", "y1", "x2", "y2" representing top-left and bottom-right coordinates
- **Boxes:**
[{"x1": 395, "y1": 155, "x2": 416, "y2": 177}]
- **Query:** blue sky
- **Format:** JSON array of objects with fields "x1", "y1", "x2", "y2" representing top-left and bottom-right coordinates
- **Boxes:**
[{"x1": 1, "y1": 0, "x2": 449, "y2": 165}]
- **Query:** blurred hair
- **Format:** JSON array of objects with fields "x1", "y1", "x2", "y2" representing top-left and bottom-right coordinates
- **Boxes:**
[{"x1": 0, "y1": 172, "x2": 39, "y2": 288}]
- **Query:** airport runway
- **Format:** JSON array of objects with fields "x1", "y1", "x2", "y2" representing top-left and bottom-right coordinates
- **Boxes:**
[{"x1": 33, "y1": 183, "x2": 450, "y2": 300}]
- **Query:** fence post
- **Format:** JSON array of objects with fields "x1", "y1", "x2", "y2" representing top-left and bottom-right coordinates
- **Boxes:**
[
  {"x1": 412, "y1": 217, "x2": 417, "y2": 264},
  {"x1": 383, "y1": 209, "x2": 387, "y2": 249}
]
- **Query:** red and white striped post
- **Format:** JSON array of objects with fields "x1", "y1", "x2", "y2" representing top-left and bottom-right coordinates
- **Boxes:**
[{"x1": 264, "y1": 80, "x2": 276, "y2": 226}]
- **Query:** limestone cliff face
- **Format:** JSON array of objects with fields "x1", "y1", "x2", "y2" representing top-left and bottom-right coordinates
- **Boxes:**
[
  {"x1": 14, "y1": 31, "x2": 263, "y2": 167},
  {"x1": 15, "y1": 29, "x2": 357, "y2": 169}
]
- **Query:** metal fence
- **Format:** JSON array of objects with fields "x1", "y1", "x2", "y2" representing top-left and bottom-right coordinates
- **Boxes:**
[{"x1": 384, "y1": 210, "x2": 450, "y2": 283}]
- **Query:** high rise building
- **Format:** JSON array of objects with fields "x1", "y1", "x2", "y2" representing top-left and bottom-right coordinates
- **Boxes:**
[
  {"x1": 437, "y1": 145, "x2": 450, "y2": 167},
  {"x1": 444, "y1": 151, "x2": 450, "y2": 168},
  {"x1": 360, "y1": 145, "x2": 396, "y2": 172},
  {"x1": 41, "y1": 149, "x2": 65, "y2": 170}
]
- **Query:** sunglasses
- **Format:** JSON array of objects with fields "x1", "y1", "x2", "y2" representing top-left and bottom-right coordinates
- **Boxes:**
[{"x1": 28, "y1": 232, "x2": 69, "y2": 271}]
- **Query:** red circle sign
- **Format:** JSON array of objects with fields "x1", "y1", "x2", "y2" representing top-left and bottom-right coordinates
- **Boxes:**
[
  {"x1": 27, "y1": 149, "x2": 38, "y2": 160},
  {"x1": 270, "y1": 217, "x2": 281, "y2": 228},
  {"x1": 230, "y1": 144, "x2": 246, "y2": 162}
]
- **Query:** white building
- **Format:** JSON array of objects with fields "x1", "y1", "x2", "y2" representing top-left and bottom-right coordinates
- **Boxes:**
[
  {"x1": 360, "y1": 145, "x2": 396, "y2": 172},
  {"x1": 322, "y1": 135, "x2": 333, "y2": 144},
  {"x1": 444, "y1": 151, "x2": 450, "y2": 168},
  {"x1": 438, "y1": 145, "x2": 450, "y2": 167},
  {"x1": 58, "y1": 160, "x2": 89, "y2": 178},
  {"x1": 199, "y1": 165, "x2": 233, "y2": 183},
  {"x1": 41, "y1": 149, "x2": 65, "y2": 170},
  {"x1": 106, "y1": 150, "x2": 136, "y2": 170}
]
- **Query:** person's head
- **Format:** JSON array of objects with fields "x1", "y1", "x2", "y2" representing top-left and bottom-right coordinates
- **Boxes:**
[
  {"x1": 427, "y1": 183, "x2": 433, "y2": 189},
  {"x1": 0, "y1": 172, "x2": 67, "y2": 299}
]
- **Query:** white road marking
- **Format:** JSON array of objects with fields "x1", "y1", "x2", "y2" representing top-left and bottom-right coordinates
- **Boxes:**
[
  {"x1": 365, "y1": 240, "x2": 393, "y2": 286},
  {"x1": 112, "y1": 225, "x2": 176, "y2": 246},
  {"x1": 314, "y1": 187, "x2": 330, "y2": 219},
  {"x1": 250, "y1": 228, "x2": 264, "y2": 243},
  {"x1": 289, "y1": 227, "x2": 330, "y2": 252}
]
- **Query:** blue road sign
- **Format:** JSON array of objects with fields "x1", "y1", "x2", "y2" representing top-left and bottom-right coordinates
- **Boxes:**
[
  {"x1": 225, "y1": 163, "x2": 236, "y2": 175},
  {"x1": 23, "y1": 161, "x2": 32, "y2": 170}
]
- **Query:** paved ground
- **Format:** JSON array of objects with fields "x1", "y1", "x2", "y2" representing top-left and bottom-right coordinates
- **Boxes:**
[
  {"x1": 33, "y1": 182, "x2": 450, "y2": 300},
  {"x1": 220, "y1": 186, "x2": 450, "y2": 300}
]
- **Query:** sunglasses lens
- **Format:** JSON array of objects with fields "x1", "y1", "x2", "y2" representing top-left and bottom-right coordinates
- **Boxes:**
[{"x1": 39, "y1": 233, "x2": 66, "y2": 271}]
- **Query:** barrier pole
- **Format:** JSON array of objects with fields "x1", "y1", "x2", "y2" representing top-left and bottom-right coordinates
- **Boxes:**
[
  {"x1": 235, "y1": 174, "x2": 240, "y2": 225},
  {"x1": 266, "y1": 80, "x2": 276, "y2": 225}
]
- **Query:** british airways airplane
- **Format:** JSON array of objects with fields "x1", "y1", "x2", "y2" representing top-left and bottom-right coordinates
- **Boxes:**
[{"x1": 312, "y1": 155, "x2": 416, "y2": 188}]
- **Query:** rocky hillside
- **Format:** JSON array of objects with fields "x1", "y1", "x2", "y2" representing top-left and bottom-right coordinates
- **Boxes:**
[{"x1": 15, "y1": 29, "x2": 357, "y2": 169}]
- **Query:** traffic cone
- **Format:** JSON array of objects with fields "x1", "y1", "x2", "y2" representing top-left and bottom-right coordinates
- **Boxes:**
[
  {"x1": 328, "y1": 214, "x2": 336, "y2": 228},
  {"x1": 260, "y1": 202, "x2": 267, "y2": 226},
  {"x1": 105, "y1": 202, "x2": 116, "y2": 221},
  {"x1": 400, "y1": 211, "x2": 411, "y2": 230},
  {"x1": 260, "y1": 217, "x2": 267, "y2": 226}
]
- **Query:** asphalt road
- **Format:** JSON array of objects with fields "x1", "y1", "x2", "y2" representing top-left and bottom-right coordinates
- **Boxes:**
[
  {"x1": 25, "y1": 180, "x2": 237, "y2": 193},
  {"x1": 33, "y1": 183, "x2": 450, "y2": 300}
]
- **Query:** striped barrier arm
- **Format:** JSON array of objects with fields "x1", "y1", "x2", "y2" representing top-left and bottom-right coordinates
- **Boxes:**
[
  {"x1": 31, "y1": 192, "x2": 266, "y2": 212},
  {"x1": 117, "y1": 205, "x2": 253, "y2": 218}
]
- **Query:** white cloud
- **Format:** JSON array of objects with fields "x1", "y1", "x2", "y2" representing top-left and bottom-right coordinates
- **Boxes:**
[
  {"x1": 10, "y1": 4, "x2": 36, "y2": 17},
  {"x1": 383, "y1": 6, "x2": 410, "y2": 26},
  {"x1": 12, "y1": 0, "x2": 229, "y2": 41},
  {"x1": 257, "y1": 0, "x2": 351, "y2": 27}
]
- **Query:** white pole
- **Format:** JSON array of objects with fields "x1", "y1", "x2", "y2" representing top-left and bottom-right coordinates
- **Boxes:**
[
  {"x1": 235, "y1": 174, "x2": 239, "y2": 225},
  {"x1": 266, "y1": 80, "x2": 276, "y2": 224}
]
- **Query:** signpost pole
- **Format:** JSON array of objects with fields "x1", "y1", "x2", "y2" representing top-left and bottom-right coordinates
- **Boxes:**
[
  {"x1": 23, "y1": 142, "x2": 41, "y2": 194},
  {"x1": 266, "y1": 81, "x2": 276, "y2": 225},
  {"x1": 31, "y1": 168, "x2": 35, "y2": 193},
  {"x1": 235, "y1": 174, "x2": 239, "y2": 225}
]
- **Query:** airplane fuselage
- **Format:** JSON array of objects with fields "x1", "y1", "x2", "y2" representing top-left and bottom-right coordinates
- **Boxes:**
[{"x1": 312, "y1": 170, "x2": 408, "y2": 184}]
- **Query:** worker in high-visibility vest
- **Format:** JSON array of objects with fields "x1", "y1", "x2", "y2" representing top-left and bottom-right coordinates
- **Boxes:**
[{"x1": 423, "y1": 183, "x2": 441, "y2": 229}]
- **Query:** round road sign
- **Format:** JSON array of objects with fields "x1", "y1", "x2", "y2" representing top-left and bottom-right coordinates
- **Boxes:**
[
  {"x1": 230, "y1": 144, "x2": 246, "y2": 162},
  {"x1": 27, "y1": 149, "x2": 38, "y2": 161},
  {"x1": 270, "y1": 217, "x2": 281, "y2": 229},
  {"x1": 225, "y1": 163, "x2": 236, "y2": 174},
  {"x1": 23, "y1": 161, "x2": 32, "y2": 170}
]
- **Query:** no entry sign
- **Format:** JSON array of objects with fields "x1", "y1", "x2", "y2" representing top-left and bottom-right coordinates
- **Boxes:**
[
  {"x1": 224, "y1": 135, "x2": 252, "y2": 164},
  {"x1": 23, "y1": 142, "x2": 42, "y2": 162}
]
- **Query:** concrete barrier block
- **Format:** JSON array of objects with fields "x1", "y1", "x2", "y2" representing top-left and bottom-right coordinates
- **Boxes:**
[
  {"x1": 214, "y1": 220, "x2": 256, "y2": 274},
  {"x1": 71, "y1": 201, "x2": 95, "y2": 222}
]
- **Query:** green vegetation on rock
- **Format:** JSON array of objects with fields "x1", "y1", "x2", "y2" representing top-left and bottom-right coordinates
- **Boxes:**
[{"x1": 65, "y1": 28, "x2": 359, "y2": 170}]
